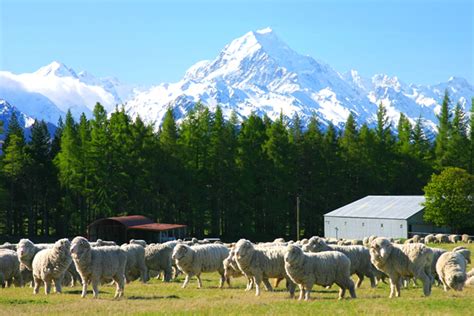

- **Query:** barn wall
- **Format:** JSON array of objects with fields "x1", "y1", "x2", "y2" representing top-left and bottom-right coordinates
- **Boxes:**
[
  {"x1": 324, "y1": 216, "x2": 408, "y2": 239},
  {"x1": 407, "y1": 211, "x2": 451, "y2": 236}
]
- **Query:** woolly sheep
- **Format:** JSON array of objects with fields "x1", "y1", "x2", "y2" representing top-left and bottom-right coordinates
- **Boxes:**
[
  {"x1": 0, "y1": 242, "x2": 16, "y2": 251},
  {"x1": 404, "y1": 238, "x2": 415, "y2": 244},
  {"x1": 233, "y1": 239, "x2": 296, "y2": 297},
  {"x1": 70, "y1": 236, "x2": 126, "y2": 299},
  {"x1": 369, "y1": 238, "x2": 433, "y2": 298},
  {"x1": 424, "y1": 234, "x2": 436, "y2": 244},
  {"x1": 429, "y1": 247, "x2": 447, "y2": 285},
  {"x1": 93, "y1": 239, "x2": 117, "y2": 247},
  {"x1": 0, "y1": 249, "x2": 22, "y2": 288},
  {"x1": 448, "y1": 234, "x2": 461, "y2": 244},
  {"x1": 435, "y1": 234, "x2": 449, "y2": 244},
  {"x1": 284, "y1": 245, "x2": 356, "y2": 300},
  {"x1": 412, "y1": 235, "x2": 421, "y2": 243},
  {"x1": 120, "y1": 243, "x2": 148, "y2": 283},
  {"x1": 452, "y1": 246, "x2": 471, "y2": 264},
  {"x1": 273, "y1": 238, "x2": 286, "y2": 244},
  {"x1": 223, "y1": 249, "x2": 253, "y2": 290},
  {"x1": 32, "y1": 238, "x2": 72, "y2": 295},
  {"x1": 129, "y1": 239, "x2": 147, "y2": 247},
  {"x1": 172, "y1": 243, "x2": 229, "y2": 289},
  {"x1": 461, "y1": 234, "x2": 471, "y2": 243},
  {"x1": 436, "y1": 251, "x2": 467, "y2": 291},
  {"x1": 145, "y1": 241, "x2": 178, "y2": 282},
  {"x1": 303, "y1": 236, "x2": 376, "y2": 288}
]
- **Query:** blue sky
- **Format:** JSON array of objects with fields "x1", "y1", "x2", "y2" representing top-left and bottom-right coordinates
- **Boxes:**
[{"x1": 1, "y1": 0, "x2": 472, "y2": 85}]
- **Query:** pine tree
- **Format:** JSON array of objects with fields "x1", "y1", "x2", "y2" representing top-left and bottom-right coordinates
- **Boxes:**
[
  {"x1": 445, "y1": 102, "x2": 469, "y2": 169},
  {"x1": 397, "y1": 113, "x2": 412, "y2": 155},
  {"x1": 469, "y1": 98, "x2": 474, "y2": 173},
  {"x1": 435, "y1": 90, "x2": 452, "y2": 168}
]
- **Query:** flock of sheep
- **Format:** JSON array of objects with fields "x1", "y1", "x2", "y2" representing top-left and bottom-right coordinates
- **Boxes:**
[{"x1": 0, "y1": 233, "x2": 473, "y2": 301}]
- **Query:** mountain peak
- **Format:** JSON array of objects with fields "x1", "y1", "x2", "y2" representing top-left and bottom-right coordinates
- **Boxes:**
[{"x1": 35, "y1": 61, "x2": 78, "y2": 78}]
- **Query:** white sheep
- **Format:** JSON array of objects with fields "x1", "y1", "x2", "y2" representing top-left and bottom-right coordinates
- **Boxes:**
[
  {"x1": 429, "y1": 247, "x2": 447, "y2": 285},
  {"x1": 448, "y1": 234, "x2": 461, "y2": 243},
  {"x1": 303, "y1": 236, "x2": 376, "y2": 288},
  {"x1": 172, "y1": 243, "x2": 229, "y2": 288},
  {"x1": 145, "y1": 241, "x2": 178, "y2": 282},
  {"x1": 129, "y1": 239, "x2": 147, "y2": 247},
  {"x1": 120, "y1": 243, "x2": 148, "y2": 283},
  {"x1": 452, "y1": 246, "x2": 471, "y2": 264},
  {"x1": 284, "y1": 245, "x2": 356, "y2": 300},
  {"x1": 424, "y1": 234, "x2": 436, "y2": 244},
  {"x1": 461, "y1": 234, "x2": 471, "y2": 243},
  {"x1": 32, "y1": 238, "x2": 72, "y2": 295},
  {"x1": 233, "y1": 239, "x2": 296, "y2": 297},
  {"x1": 92, "y1": 239, "x2": 117, "y2": 247},
  {"x1": 70, "y1": 236, "x2": 127, "y2": 299},
  {"x1": 436, "y1": 251, "x2": 467, "y2": 291},
  {"x1": 223, "y1": 249, "x2": 253, "y2": 290},
  {"x1": 435, "y1": 234, "x2": 449, "y2": 244},
  {"x1": 369, "y1": 237, "x2": 433, "y2": 298},
  {"x1": 0, "y1": 249, "x2": 23, "y2": 287}
]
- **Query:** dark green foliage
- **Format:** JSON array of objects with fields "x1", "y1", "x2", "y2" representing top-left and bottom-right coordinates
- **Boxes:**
[{"x1": 0, "y1": 96, "x2": 473, "y2": 239}]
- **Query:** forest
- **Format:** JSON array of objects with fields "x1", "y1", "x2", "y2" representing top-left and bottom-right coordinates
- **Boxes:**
[{"x1": 0, "y1": 91, "x2": 473, "y2": 241}]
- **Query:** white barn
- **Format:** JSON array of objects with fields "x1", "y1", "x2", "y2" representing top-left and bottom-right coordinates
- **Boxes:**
[{"x1": 324, "y1": 195, "x2": 449, "y2": 239}]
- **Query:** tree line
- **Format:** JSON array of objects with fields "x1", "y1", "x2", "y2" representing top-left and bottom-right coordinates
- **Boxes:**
[{"x1": 0, "y1": 91, "x2": 473, "y2": 241}]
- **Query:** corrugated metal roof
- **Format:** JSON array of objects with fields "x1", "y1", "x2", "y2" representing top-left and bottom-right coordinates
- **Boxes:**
[
  {"x1": 324, "y1": 195, "x2": 425, "y2": 219},
  {"x1": 128, "y1": 223, "x2": 187, "y2": 231}
]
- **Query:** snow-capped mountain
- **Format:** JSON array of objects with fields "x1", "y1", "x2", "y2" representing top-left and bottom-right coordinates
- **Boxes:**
[
  {"x1": 0, "y1": 28, "x2": 472, "y2": 132},
  {"x1": 125, "y1": 28, "x2": 473, "y2": 130},
  {"x1": 0, "y1": 99, "x2": 35, "y2": 131},
  {"x1": 0, "y1": 61, "x2": 136, "y2": 123}
]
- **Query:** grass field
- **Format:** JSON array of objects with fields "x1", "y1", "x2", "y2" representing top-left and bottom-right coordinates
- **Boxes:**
[{"x1": 0, "y1": 243, "x2": 473, "y2": 315}]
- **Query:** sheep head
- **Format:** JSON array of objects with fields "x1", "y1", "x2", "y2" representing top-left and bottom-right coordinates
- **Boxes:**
[
  {"x1": 70, "y1": 237, "x2": 91, "y2": 260},
  {"x1": 370, "y1": 237, "x2": 393, "y2": 264},
  {"x1": 172, "y1": 244, "x2": 190, "y2": 262},
  {"x1": 16, "y1": 239, "x2": 36, "y2": 266},
  {"x1": 284, "y1": 244, "x2": 304, "y2": 266},
  {"x1": 447, "y1": 272, "x2": 467, "y2": 291},
  {"x1": 234, "y1": 239, "x2": 254, "y2": 260}
]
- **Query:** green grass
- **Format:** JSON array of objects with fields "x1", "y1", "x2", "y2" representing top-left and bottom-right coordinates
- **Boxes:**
[{"x1": 0, "y1": 243, "x2": 473, "y2": 315}]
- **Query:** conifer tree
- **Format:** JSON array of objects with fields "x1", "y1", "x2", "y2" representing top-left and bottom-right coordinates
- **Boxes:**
[{"x1": 435, "y1": 90, "x2": 452, "y2": 168}]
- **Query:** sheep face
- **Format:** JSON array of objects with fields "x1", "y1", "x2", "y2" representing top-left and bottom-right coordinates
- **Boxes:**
[
  {"x1": 171, "y1": 244, "x2": 189, "y2": 261},
  {"x1": 234, "y1": 240, "x2": 254, "y2": 260},
  {"x1": 54, "y1": 239, "x2": 71, "y2": 255},
  {"x1": 17, "y1": 239, "x2": 36, "y2": 262},
  {"x1": 284, "y1": 245, "x2": 303, "y2": 265},
  {"x1": 370, "y1": 238, "x2": 393, "y2": 263},
  {"x1": 447, "y1": 273, "x2": 467, "y2": 291},
  {"x1": 70, "y1": 237, "x2": 91, "y2": 259}
]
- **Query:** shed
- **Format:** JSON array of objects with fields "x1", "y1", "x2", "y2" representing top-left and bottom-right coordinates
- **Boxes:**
[
  {"x1": 87, "y1": 215, "x2": 187, "y2": 244},
  {"x1": 324, "y1": 196, "x2": 449, "y2": 239}
]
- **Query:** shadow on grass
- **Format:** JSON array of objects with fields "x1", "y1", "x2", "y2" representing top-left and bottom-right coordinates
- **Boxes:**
[
  {"x1": 127, "y1": 295, "x2": 180, "y2": 300},
  {"x1": 0, "y1": 298, "x2": 48, "y2": 305},
  {"x1": 65, "y1": 290, "x2": 108, "y2": 295}
]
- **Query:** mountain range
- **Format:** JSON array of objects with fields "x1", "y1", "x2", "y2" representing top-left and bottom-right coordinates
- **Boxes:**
[{"x1": 1, "y1": 28, "x2": 473, "y2": 132}]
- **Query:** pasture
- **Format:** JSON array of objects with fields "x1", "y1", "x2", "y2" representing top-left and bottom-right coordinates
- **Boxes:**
[{"x1": 1, "y1": 243, "x2": 473, "y2": 315}]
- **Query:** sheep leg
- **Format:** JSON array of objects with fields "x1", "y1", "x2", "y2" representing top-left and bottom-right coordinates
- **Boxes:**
[
  {"x1": 44, "y1": 280, "x2": 52, "y2": 295},
  {"x1": 164, "y1": 267, "x2": 172, "y2": 282},
  {"x1": 367, "y1": 272, "x2": 376, "y2": 288},
  {"x1": 304, "y1": 284, "x2": 312, "y2": 301},
  {"x1": 245, "y1": 278, "x2": 253, "y2": 291},
  {"x1": 218, "y1": 272, "x2": 225, "y2": 289},
  {"x1": 338, "y1": 285, "x2": 346, "y2": 300},
  {"x1": 389, "y1": 275, "x2": 400, "y2": 298},
  {"x1": 394, "y1": 276, "x2": 401, "y2": 297},
  {"x1": 91, "y1": 278, "x2": 100, "y2": 299},
  {"x1": 262, "y1": 278, "x2": 273, "y2": 291},
  {"x1": 287, "y1": 279, "x2": 296, "y2": 298},
  {"x1": 112, "y1": 274, "x2": 125, "y2": 299},
  {"x1": 182, "y1": 274, "x2": 191, "y2": 288},
  {"x1": 355, "y1": 273, "x2": 364, "y2": 288},
  {"x1": 81, "y1": 280, "x2": 88, "y2": 298},
  {"x1": 196, "y1": 274, "x2": 203, "y2": 289},
  {"x1": 33, "y1": 277, "x2": 41, "y2": 295},
  {"x1": 419, "y1": 272, "x2": 432, "y2": 296},
  {"x1": 254, "y1": 275, "x2": 263, "y2": 296},
  {"x1": 53, "y1": 278, "x2": 62, "y2": 294},
  {"x1": 298, "y1": 284, "x2": 305, "y2": 300}
]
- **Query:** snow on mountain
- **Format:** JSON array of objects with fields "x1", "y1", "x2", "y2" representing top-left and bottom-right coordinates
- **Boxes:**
[
  {"x1": 125, "y1": 28, "x2": 473, "y2": 131},
  {"x1": 0, "y1": 61, "x2": 135, "y2": 121},
  {"x1": 0, "y1": 99, "x2": 35, "y2": 131}
]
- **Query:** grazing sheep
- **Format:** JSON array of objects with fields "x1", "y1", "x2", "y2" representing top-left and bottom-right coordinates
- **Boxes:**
[
  {"x1": 351, "y1": 239, "x2": 363, "y2": 246},
  {"x1": 303, "y1": 236, "x2": 376, "y2": 288},
  {"x1": 0, "y1": 242, "x2": 16, "y2": 251},
  {"x1": 394, "y1": 240, "x2": 402, "y2": 244},
  {"x1": 369, "y1": 237, "x2": 433, "y2": 298},
  {"x1": 284, "y1": 245, "x2": 356, "y2": 301},
  {"x1": 145, "y1": 241, "x2": 178, "y2": 282},
  {"x1": 120, "y1": 243, "x2": 148, "y2": 283},
  {"x1": 404, "y1": 238, "x2": 415, "y2": 244},
  {"x1": 435, "y1": 234, "x2": 449, "y2": 244},
  {"x1": 273, "y1": 238, "x2": 286, "y2": 244},
  {"x1": 448, "y1": 235, "x2": 461, "y2": 244},
  {"x1": 0, "y1": 249, "x2": 23, "y2": 287},
  {"x1": 452, "y1": 246, "x2": 471, "y2": 264},
  {"x1": 172, "y1": 244, "x2": 229, "y2": 289},
  {"x1": 429, "y1": 247, "x2": 447, "y2": 285},
  {"x1": 412, "y1": 235, "x2": 421, "y2": 243},
  {"x1": 424, "y1": 234, "x2": 436, "y2": 244},
  {"x1": 223, "y1": 250, "x2": 253, "y2": 290},
  {"x1": 436, "y1": 251, "x2": 467, "y2": 291},
  {"x1": 233, "y1": 239, "x2": 295, "y2": 297},
  {"x1": 32, "y1": 239, "x2": 72, "y2": 295},
  {"x1": 461, "y1": 234, "x2": 471, "y2": 243},
  {"x1": 70, "y1": 236, "x2": 126, "y2": 299}
]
